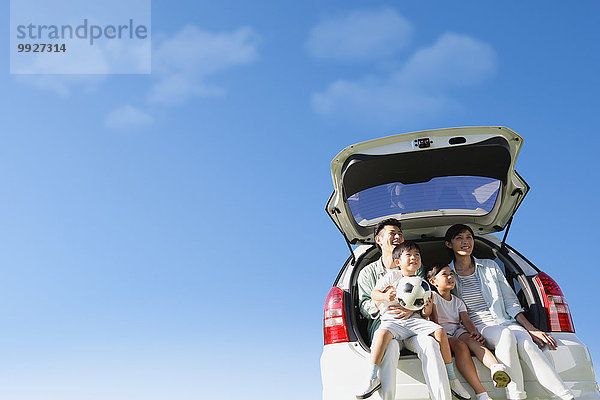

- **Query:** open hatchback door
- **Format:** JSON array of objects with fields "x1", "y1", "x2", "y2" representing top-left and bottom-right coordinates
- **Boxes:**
[{"x1": 326, "y1": 126, "x2": 530, "y2": 243}]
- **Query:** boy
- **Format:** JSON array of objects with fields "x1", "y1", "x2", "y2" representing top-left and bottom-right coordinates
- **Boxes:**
[{"x1": 357, "y1": 241, "x2": 470, "y2": 400}]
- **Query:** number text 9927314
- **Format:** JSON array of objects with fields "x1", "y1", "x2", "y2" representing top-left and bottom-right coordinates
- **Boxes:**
[{"x1": 17, "y1": 43, "x2": 66, "y2": 52}]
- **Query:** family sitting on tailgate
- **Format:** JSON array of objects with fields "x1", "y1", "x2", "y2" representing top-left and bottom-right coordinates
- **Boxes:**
[{"x1": 356, "y1": 218, "x2": 574, "y2": 400}]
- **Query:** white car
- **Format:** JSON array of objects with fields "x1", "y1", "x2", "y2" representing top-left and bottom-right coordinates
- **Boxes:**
[{"x1": 321, "y1": 127, "x2": 600, "y2": 399}]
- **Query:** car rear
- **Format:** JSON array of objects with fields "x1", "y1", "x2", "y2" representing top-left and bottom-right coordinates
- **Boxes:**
[
  {"x1": 321, "y1": 236, "x2": 600, "y2": 399},
  {"x1": 322, "y1": 127, "x2": 600, "y2": 399}
]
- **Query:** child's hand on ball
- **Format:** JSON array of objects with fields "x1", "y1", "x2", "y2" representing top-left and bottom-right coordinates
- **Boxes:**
[
  {"x1": 423, "y1": 295, "x2": 432, "y2": 307},
  {"x1": 382, "y1": 285, "x2": 396, "y2": 301},
  {"x1": 386, "y1": 289, "x2": 396, "y2": 301}
]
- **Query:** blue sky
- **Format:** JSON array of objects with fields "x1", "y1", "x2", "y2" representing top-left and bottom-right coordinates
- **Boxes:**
[{"x1": 2, "y1": 1, "x2": 600, "y2": 399}]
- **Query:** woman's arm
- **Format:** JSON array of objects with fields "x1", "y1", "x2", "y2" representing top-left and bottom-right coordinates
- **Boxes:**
[
  {"x1": 515, "y1": 312, "x2": 558, "y2": 350},
  {"x1": 490, "y1": 262, "x2": 524, "y2": 318}
]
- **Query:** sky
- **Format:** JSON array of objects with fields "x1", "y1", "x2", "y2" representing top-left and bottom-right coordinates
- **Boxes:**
[{"x1": 1, "y1": 1, "x2": 600, "y2": 399}]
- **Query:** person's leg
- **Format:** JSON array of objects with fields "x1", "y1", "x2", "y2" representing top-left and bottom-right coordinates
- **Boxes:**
[
  {"x1": 449, "y1": 337, "x2": 486, "y2": 395},
  {"x1": 508, "y1": 325, "x2": 574, "y2": 400},
  {"x1": 459, "y1": 333, "x2": 499, "y2": 368},
  {"x1": 371, "y1": 329, "x2": 394, "y2": 365},
  {"x1": 357, "y1": 329, "x2": 395, "y2": 399},
  {"x1": 481, "y1": 325, "x2": 526, "y2": 400},
  {"x1": 459, "y1": 333, "x2": 511, "y2": 389},
  {"x1": 430, "y1": 328, "x2": 470, "y2": 399},
  {"x1": 378, "y1": 339, "x2": 401, "y2": 400},
  {"x1": 404, "y1": 334, "x2": 451, "y2": 400},
  {"x1": 431, "y1": 328, "x2": 452, "y2": 363}
]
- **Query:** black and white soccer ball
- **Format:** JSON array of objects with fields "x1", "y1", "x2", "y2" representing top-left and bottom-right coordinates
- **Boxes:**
[{"x1": 396, "y1": 276, "x2": 432, "y2": 311}]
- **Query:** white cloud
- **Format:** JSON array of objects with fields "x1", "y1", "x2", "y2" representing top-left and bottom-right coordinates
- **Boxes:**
[
  {"x1": 311, "y1": 32, "x2": 497, "y2": 126},
  {"x1": 149, "y1": 26, "x2": 260, "y2": 105},
  {"x1": 306, "y1": 8, "x2": 413, "y2": 62},
  {"x1": 14, "y1": 23, "x2": 258, "y2": 112},
  {"x1": 395, "y1": 32, "x2": 497, "y2": 89},
  {"x1": 10, "y1": 33, "x2": 145, "y2": 96},
  {"x1": 105, "y1": 105, "x2": 154, "y2": 131},
  {"x1": 312, "y1": 77, "x2": 458, "y2": 127},
  {"x1": 14, "y1": 74, "x2": 105, "y2": 97}
]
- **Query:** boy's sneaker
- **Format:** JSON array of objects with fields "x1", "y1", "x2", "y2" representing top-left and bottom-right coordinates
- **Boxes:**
[
  {"x1": 450, "y1": 379, "x2": 471, "y2": 400},
  {"x1": 356, "y1": 377, "x2": 381, "y2": 399},
  {"x1": 490, "y1": 363, "x2": 512, "y2": 388}
]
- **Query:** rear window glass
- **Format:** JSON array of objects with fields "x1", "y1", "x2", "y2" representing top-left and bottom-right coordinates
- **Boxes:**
[{"x1": 347, "y1": 176, "x2": 500, "y2": 226}]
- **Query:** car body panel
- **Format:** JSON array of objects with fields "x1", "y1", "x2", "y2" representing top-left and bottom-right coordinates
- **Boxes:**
[
  {"x1": 321, "y1": 334, "x2": 600, "y2": 400},
  {"x1": 326, "y1": 126, "x2": 529, "y2": 243}
]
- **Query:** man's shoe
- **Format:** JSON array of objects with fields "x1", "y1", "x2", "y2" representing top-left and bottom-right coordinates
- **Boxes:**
[
  {"x1": 490, "y1": 363, "x2": 511, "y2": 388},
  {"x1": 450, "y1": 378, "x2": 471, "y2": 400},
  {"x1": 356, "y1": 377, "x2": 381, "y2": 399}
]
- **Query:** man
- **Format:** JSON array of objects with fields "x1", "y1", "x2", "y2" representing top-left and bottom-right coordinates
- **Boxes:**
[{"x1": 356, "y1": 218, "x2": 465, "y2": 400}]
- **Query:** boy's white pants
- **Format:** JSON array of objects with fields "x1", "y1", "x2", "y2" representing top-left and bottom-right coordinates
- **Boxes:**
[
  {"x1": 480, "y1": 323, "x2": 574, "y2": 400},
  {"x1": 379, "y1": 334, "x2": 451, "y2": 400}
]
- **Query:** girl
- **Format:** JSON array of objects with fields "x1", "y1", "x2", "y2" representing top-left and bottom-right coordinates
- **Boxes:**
[
  {"x1": 445, "y1": 224, "x2": 574, "y2": 400},
  {"x1": 427, "y1": 264, "x2": 511, "y2": 400}
]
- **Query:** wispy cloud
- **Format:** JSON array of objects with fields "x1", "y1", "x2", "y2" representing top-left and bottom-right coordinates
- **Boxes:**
[
  {"x1": 312, "y1": 79, "x2": 457, "y2": 126},
  {"x1": 11, "y1": 37, "x2": 149, "y2": 97},
  {"x1": 311, "y1": 31, "x2": 497, "y2": 126},
  {"x1": 104, "y1": 105, "x2": 154, "y2": 131},
  {"x1": 13, "y1": 24, "x2": 260, "y2": 129},
  {"x1": 395, "y1": 33, "x2": 497, "y2": 89},
  {"x1": 14, "y1": 74, "x2": 105, "y2": 97},
  {"x1": 149, "y1": 26, "x2": 260, "y2": 105},
  {"x1": 306, "y1": 8, "x2": 412, "y2": 62}
]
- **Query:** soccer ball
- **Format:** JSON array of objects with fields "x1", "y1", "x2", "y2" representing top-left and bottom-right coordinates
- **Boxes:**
[{"x1": 396, "y1": 276, "x2": 431, "y2": 311}]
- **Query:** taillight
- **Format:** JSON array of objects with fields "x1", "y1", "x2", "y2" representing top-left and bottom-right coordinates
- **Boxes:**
[
  {"x1": 323, "y1": 287, "x2": 350, "y2": 345},
  {"x1": 535, "y1": 272, "x2": 575, "y2": 333}
]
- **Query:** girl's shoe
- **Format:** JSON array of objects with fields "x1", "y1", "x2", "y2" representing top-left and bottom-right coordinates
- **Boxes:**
[{"x1": 490, "y1": 363, "x2": 511, "y2": 388}]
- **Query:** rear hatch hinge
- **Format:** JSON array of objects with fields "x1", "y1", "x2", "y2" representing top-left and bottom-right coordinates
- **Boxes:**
[
  {"x1": 500, "y1": 187, "x2": 525, "y2": 254},
  {"x1": 326, "y1": 202, "x2": 357, "y2": 265}
]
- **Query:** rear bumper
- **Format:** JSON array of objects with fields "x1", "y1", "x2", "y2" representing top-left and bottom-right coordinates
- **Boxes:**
[{"x1": 321, "y1": 333, "x2": 600, "y2": 400}]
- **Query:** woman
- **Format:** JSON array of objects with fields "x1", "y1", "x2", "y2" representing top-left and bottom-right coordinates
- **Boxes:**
[{"x1": 445, "y1": 224, "x2": 574, "y2": 400}]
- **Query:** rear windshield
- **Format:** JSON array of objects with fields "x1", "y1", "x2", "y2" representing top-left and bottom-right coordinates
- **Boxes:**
[{"x1": 347, "y1": 176, "x2": 500, "y2": 226}]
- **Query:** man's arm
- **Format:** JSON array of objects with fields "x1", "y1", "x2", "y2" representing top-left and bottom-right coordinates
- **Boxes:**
[{"x1": 357, "y1": 267, "x2": 379, "y2": 319}]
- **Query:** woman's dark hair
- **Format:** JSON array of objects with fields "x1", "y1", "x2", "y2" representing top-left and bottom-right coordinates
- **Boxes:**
[
  {"x1": 444, "y1": 224, "x2": 474, "y2": 243},
  {"x1": 392, "y1": 241, "x2": 420, "y2": 260},
  {"x1": 444, "y1": 224, "x2": 475, "y2": 259}
]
